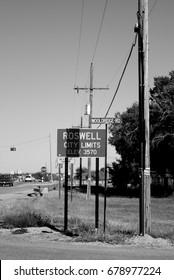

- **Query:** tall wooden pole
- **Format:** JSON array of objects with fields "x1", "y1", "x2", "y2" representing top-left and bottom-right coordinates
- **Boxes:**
[
  {"x1": 49, "y1": 133, "x2": 53, "y2": 182},
  {"x1": 143, "y1": 0, "x2": 151, "y2": 234},
  {"x1": 138, "y1": 0, "x2": 151, "y2": 235},
  {"x1": 87, "y1": 63, "x2": 93, "y2": 198},
  {"x1": 138, "y1": 0, "x2": 144, "y2": 236}
]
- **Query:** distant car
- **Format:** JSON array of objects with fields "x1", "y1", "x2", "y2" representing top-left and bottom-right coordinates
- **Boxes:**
[
  {"x1": 25, "y1": 175, "x2": 35, "y2": 182},
  {"x1": 0, "y1": 174, "x2": 14, "y2": 186}
]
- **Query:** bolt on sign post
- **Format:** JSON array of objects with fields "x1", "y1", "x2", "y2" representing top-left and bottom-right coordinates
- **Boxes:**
[{"x1": 57, "y1": 128, "x2": 106, "y2": 232}]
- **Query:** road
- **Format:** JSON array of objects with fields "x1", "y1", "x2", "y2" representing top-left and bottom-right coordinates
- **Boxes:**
[
  {"x1": 0, "y1": 181, "x2": 57, "y2": 198},
  {"x1": 0, "y1": 238, "x2": 174, "y2": 260},
  {"x1": 0, "y1": 182, "x2": 35, "y2": 195}
]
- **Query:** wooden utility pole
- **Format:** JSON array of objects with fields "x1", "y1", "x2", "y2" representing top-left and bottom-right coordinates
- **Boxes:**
[
  {"x1": 74, "y1": 63, "x2": 108, "y2": 198},
  {"x1": 143, "y1": 0, "x2": 151, "y2": 234},
  {"x1": 137, "y1": 0, "x2": 151, "y2": 235},
  {"x1": 49, "y1": 133, "x2": 53, "y2": 182}
]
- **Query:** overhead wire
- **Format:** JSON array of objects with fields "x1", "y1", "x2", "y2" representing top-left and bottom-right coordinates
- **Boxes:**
[
  {"x1": 96, "y1": 42, "x2": 136, "y2": 115},
  {"x1": 0, "y1": 136, "x2": 49, "y2": 149},
  {"x1": 73, "y1": 0, "x2": 109, "y2": 126},
  {"x1": 82, "y1": 0, "x2": 109, "y2": 92},
  {"x1": 149, "y1": 0, "x2": 158, "y2": 16},
  {"x1": 97, "y1": 34, "x2": 138, "y2": 127},
  {"x1": 107, "y1": 46, "x2": 133, "y2": 86},
  {"x1": 74, "y1": 0, "x2": 85, "y2": 86},
  {"x1": 72, "y1": 0, "x2": 85, "y2": 127},
  {"x1": 91, "y1": 0, "x2": 109, "y2": 63}
]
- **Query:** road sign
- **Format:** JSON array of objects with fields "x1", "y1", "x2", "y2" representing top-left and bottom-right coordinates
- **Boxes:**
[
  {"x1": 57, "y1": 128, "x2": 105, "y2": 158},
  {"x1": 10, "y1": 146, "x2": 16, "y2": 151},
  {"x1": 91, "y1": 118, "x2": 115, "y2": 124},
  {"x1": 41, "y1": 166, "x2": 47, "y2": 173}
]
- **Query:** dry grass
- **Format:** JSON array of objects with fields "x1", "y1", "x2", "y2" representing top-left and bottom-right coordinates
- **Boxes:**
[{"x1": 0, "y1": 189, "x2": 174, "y2": 243}]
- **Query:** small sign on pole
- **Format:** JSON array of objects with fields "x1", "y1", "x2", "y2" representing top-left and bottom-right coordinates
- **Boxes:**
[{"x1": 91, "y1": 118, "x2": 115, "y2": 124}]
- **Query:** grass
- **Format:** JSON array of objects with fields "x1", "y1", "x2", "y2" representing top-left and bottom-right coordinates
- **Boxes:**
[{"x1": 0, "y1": 189, "x2": 174, "y2": 243}]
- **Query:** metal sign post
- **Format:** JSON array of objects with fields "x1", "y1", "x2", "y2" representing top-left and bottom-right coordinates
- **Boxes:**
[
  {"x1": 58, "y1": 164, "x2": 62, "y2": 199},
  {"x1": 95, "y1": 158, "x2": 99, "y2": 230},
  {"x1": 64, "y1": 157, "x2": 68, "y2": 232},
  {"x1": 103, "y1": 124, "x2": 108, "y2": 233},
  {"x1": 70, "y1": 163, "x2": 73, "y2": 201}
]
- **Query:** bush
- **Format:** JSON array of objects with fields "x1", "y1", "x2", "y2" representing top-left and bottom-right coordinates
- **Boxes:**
[{"x1": 2, "y1": 204, "x2": 51, "y2": 228}]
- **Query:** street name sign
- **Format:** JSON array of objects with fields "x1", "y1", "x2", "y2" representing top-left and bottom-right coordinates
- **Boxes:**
[
  {"x1": 91, "y1": 118, "x2": 115, "y2": 124},
  {"x1": 57, "y1": 128, "x2": 105, "y2": 158}
]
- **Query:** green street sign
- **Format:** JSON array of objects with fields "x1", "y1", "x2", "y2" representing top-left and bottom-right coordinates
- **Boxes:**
[{"x1": 57, "y1": 128, "x2": 105, "y2": 158}]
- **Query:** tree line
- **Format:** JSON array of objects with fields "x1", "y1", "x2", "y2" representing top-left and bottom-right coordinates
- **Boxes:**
[{"x1": 108, "y1": 71, "x2": 174, "y2": 197}]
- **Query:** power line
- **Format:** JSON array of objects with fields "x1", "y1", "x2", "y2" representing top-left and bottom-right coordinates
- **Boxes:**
[
  {"x1": 96, "y1": 34, "x2": 138, "y2": 115},
  {"x1": 91, "y1": 0, "x2": 109, "y2": 63},
  {"x1": 149, "y1": 0, "x2": 158, "y2": 16},
  {"x1": 108, "y1": 46, "x2": 133, "y2": 86},
  {"x1": 72, "y1": 0, "x2": 85, "y2": 127},
  {"x1": 99, "y1": 34, "x2": 138, "y2": 123},
  {"x1": 0, "y1": 136, "x2": 49, "y2": 149},
  {"x1": 73, "y1": 0, "x2": 109, "y2": 126},
  {"x1": 74, "y1": 0, "x2": 85, "y2": 86}
]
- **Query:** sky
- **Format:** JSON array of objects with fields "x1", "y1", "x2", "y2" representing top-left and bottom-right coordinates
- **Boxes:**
[{"x1": 0, "y1": 0, "x2": 174, "y2": 174}]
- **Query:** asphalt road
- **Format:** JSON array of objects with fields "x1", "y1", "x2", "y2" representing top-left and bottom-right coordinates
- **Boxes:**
[
  {"x1": 0, "y1": 182, "x2": 35, "y2": 195},
  {"x1": 0, "y1": 238, "x2": 174, "y2": 260},
  {"x1": 0, "y1": 181, "x2": 56, "y2": 198}
]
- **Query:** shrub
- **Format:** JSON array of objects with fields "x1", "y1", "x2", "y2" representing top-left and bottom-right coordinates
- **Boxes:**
[{"x1": 1, "y1": 203, "x2": 51, "y2": 228}]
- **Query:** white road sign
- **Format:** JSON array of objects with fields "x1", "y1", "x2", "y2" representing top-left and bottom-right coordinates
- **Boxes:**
[{"x1": 91, "y1": 118, "x2": 115, "y2": 124}]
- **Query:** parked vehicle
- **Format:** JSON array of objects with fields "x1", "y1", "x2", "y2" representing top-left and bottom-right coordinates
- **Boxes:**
[{"x1": 0, "y1": 174, "x2": 14, "y2": 186}]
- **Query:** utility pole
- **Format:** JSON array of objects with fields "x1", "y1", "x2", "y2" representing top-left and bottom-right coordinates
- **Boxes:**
[
  {"x1": 143, "y1": 0, "x2": 151, "y2": 234},
  {"x1": 137, "y1": 0, "x2": 151, "y2": 235},
  {"x1": 49, "y1": 133, "x2": 53, "y2": 182},
  {"x1": 74, "y1": 63, "x2": 109, "y2": 198}
]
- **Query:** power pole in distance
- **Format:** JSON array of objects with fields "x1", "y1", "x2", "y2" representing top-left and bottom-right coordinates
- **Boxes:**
[{"x1": 74, "y1": 63, "x2": 109, "y2": 198}]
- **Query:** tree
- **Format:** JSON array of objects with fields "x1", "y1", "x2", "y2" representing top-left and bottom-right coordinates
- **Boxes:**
[
  {"x1": 75, "y1": 167, "x2": 103, "y2": 180},
  {"x1": 150, "y1": 71, "x2": 174, "y2": 176},
  {"x1": 75, "y1": 167, "x2": 88, "y2": 180},
  {"x1": 108, "y1": 103, "x2": 140, "y2": 191},
  {"x1": 109, "y1": 71, "x2": 174, "y2": 194}
]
